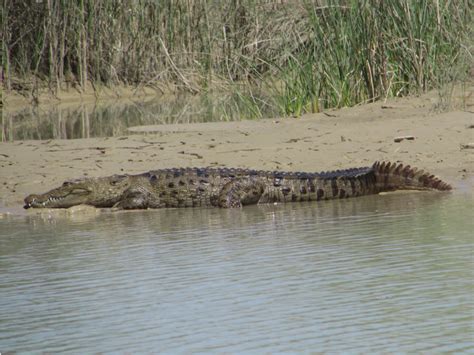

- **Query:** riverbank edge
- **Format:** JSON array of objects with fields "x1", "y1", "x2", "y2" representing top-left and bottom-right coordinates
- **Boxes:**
[
  {"x1": 1, "y1": 86, "x2": 473, "y2": 217},
  {"x1": 3, "y1": 82, "x2": 166, "y2": 112}
]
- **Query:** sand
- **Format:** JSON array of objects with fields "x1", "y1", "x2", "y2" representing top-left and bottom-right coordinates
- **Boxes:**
[{"x1": 1, "y1": 87, "x2": 473, "y2": 215}]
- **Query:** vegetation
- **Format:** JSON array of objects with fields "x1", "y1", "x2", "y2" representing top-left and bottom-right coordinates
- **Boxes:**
[{"x1": 2, "y1": 0, "x2": 472, "y2": 117}]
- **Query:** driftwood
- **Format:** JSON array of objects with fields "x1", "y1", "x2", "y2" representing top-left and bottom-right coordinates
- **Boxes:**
[
  {"x1": 394, "y1": 135, "x2": 415, "y2": 143},
  {"x1": 460, "y1": 143, "x2": 474, "y2": 150}
]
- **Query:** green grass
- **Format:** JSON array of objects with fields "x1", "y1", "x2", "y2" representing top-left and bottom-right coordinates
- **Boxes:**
[
  {"x1": 2, "y1": 0, "x2": 472, "y2": 117},
  {"x1": 269, "y1": 0, "x2": 472, "y2": 115}
]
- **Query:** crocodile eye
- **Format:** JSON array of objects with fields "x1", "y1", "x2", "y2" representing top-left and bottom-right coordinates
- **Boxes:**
[
  {"x1": 110, "y1": 175, "x2": 127, "y2": 185},
  {"x1": 63, "y1": 179, "x2": 81, "y2": 186}
]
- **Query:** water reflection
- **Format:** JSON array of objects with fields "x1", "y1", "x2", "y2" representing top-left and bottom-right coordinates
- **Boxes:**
[
  {"x1": 2, "y1": 92, "x2": 277, "y2": 141},
  {"x1": 0, "y1": 193, "x2": 472, "y2": 353}
]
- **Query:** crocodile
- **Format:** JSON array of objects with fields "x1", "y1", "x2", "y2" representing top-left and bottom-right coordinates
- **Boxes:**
[{"x1": 24, "y1": 161, "x2": 451, "y2": 210}]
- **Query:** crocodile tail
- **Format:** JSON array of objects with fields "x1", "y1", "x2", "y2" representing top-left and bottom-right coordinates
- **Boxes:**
[{"x1": 372, "y1": 161, "x2": 452, "y2": 192}]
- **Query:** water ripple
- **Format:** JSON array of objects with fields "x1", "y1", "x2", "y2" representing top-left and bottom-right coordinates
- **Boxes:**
[{"x1": 0, "y1": 193, "x2": 472, "y2": 353}]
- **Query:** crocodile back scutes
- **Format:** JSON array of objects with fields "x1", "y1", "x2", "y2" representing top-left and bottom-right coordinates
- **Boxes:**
[{"x1": 141, "y1": 166, "x2": 373, "y2": 181}]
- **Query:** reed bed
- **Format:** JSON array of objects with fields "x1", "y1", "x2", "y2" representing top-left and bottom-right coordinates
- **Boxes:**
[{"x1": 2, "y1": 0, "x2": 472, "y2": 117}]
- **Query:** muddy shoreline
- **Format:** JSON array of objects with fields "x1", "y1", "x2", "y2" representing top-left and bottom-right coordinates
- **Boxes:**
[{"x1": 1, "y1": 88, "x2": 473, "y2": 215}]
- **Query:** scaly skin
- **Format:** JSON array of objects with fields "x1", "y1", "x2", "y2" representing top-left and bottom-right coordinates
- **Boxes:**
[{"x1": 24, "y1": 162, "x2": 452, "y2": 210}]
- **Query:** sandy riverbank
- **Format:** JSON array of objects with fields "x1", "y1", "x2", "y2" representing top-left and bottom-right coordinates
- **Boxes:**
[{"x1": 1, "y1": 88, "x2": 473, "y2": 215}]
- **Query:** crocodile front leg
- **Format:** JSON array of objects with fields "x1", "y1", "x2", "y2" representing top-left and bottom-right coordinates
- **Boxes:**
[
  {"x1": 217, "y1": 178, "x2": 266, "y2": 208},
  {"x1": 113, "y1": 187, "x2": 158, "y2": 210}
]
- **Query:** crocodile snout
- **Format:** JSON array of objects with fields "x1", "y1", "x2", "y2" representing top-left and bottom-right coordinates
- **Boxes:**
[{"x1": 24, "y1": 195, "x2": 37, "y2": 209}]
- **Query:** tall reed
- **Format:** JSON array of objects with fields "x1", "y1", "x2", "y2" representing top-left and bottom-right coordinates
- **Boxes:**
[{"x1": 2, "y1": 0, "x2": 471, "y2": 116}]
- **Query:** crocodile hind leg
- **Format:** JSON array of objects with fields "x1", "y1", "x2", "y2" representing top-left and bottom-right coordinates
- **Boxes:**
[{"x1": 217, "y1": 178, "x2": 266, "y2": 208}]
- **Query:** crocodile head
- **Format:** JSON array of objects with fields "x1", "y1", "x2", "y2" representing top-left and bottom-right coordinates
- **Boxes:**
[{"x1": 24, "y1": 175, "x2": 130, "y2": 209}]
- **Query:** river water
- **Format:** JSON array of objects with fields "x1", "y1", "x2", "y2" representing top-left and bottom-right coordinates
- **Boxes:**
[
  {"x1": 0, "y1": 192, "x2": 472, "y2": 353},
  {"x1": 2, "y1": 93, "x2": 276, "y2": 141}
]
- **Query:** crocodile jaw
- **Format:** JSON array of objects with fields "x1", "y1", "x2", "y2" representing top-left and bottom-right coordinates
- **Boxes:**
[
  {"x1": 24, "y1": 175, "x2": 130, "y2": 209},
  {"x1": 24, "y1": 188, "x2": 92, "y2": 209}
]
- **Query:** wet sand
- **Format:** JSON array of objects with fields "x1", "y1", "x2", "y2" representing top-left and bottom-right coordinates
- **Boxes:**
[{"x1": 1, "y1": 88, "x2": 473, "y2": 215}]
